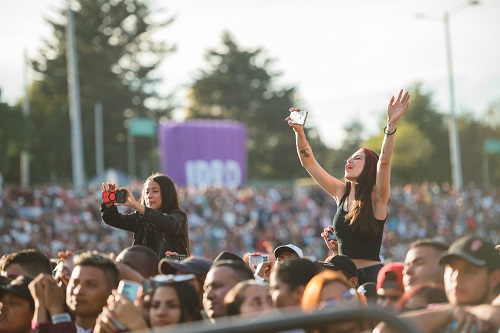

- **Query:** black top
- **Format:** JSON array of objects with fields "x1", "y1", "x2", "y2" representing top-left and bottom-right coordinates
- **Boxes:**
[
  {"x1": 101, "y1": 204, "x2": 189, "y2": 258},
  {"x1": 332, "y1": 194, "x2": 385, "y2": 261}
]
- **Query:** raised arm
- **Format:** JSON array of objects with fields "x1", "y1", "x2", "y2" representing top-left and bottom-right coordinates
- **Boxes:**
[
  {"x1": 286, "y1": 108, "x2": 345, "y2": 201},
  {"x1": 375, "y1": 90, "x2": 410, "y2": 207}
]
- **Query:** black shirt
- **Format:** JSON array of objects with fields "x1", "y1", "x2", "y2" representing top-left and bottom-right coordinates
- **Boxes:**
[{"x1": 332, "y1": 194, "x2": 385, "y2": 261}]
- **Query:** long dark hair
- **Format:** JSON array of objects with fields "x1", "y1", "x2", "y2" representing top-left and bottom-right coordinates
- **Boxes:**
[
  {"x1": 145, "y1": 281, "x2": 202, "y2": 325},
  {"x1": 140, "y1": 173, "x2": 184, "y2": 215},
  {"x1": 345, "y1": 148, "x2": 381, "y2": 236}
]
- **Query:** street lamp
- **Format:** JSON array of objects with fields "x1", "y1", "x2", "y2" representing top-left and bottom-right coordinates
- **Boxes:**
[{"x1": 415, "y1": 0, "x2": 479, "y2": 191}]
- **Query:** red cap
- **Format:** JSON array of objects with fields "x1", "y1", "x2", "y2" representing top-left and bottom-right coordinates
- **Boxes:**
[{"x1": 376, "y1": 262, "x2": 404, "y2": 292}]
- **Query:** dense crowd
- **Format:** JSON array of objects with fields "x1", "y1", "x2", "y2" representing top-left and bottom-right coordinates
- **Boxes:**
[
  {"x1": 1, "y1": 181, "x2": 499, "y2": 333},
  {"x1": 1, "y1": 181, "x2": 499, "y2": 261}
]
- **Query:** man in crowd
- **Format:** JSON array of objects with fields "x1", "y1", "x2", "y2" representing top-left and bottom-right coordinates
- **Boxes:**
[
  {"x1": 317, "y1": 254, "x2": 359, "y2": 288},
  {"x1": 270, "y1": 258, "x2": 319, "y2": 310},
  {"x1": 0, "y1": 249, "x2": 52, "y2": 280},
  {"x1": 203, "y1": 259, "x2": 254, "y2": 323},
  {"x1": 115, "y1": 244, "x2": 159, "y2": 278},
  {"x1": 30, "y1": 250, "x2": 119, "y2": 332},
  {"x1": 402, "y1": 239, "x2": 449, "y2": 292},
  {"x1": 376, "y1": 234, "x2": 500, "y2": 333},
  {"x1": 376, "y1": 262, "x2": 405, "y2": 311},
  {"x1": 255, "y1": 244, "x2": 304, "y2": 280},
  {"x1": 274, "y1": 244, "x2": 304, "y2": 265},
  {"x1": 0, "y1": 275, "x2": 34, "y2": 333}
]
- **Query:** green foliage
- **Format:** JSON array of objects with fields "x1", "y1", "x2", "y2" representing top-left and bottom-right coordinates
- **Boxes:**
[
  {"x1": 24, "y1": 0, "x2": 174, "y2": 183},
  {"x1": 363, "y1": 122, "x2": 433, "y2": 184},
  {"x1": 186, "y1": 32, "x2": 326, "y2": 180},
  {"x1": 0, "y1": 100, "x2": 24, "y2": 180}
]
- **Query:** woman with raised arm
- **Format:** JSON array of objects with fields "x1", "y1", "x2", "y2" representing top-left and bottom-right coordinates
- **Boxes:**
[{"x1": 286, "y1": 89, "x2": 410, "y2": 285}]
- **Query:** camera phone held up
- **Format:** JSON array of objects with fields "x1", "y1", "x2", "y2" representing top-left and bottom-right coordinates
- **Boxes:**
[{"x1": 102, "y1": 189, "x2": 127, "y2": 204}]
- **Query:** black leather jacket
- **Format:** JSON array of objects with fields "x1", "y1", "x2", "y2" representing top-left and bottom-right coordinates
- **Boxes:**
[{"x1": 101, "y1": 204, "x2": 189, "y2": 258}]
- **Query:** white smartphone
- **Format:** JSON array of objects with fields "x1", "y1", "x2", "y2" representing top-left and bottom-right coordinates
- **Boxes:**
[
  {"x1": 248, "y1": 253, "x2": 270, "y2": 267},
  {"x1": 290, "y1": 110, "x2": 308, "y2": 126}
]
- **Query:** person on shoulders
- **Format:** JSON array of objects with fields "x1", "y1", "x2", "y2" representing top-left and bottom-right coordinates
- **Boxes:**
[{"x1": 286, "y1": 89, "x2": 410, "y2": 284}]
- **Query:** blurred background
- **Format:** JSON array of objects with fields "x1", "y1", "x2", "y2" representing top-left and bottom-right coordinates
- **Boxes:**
[{"x1": 0, "y1": 0, "x2": 499, "y2": 259}]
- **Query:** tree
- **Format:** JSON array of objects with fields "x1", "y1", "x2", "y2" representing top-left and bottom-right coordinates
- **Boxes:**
[
  {"x1": 0, "y1": 92, "x2": 24, "y2": 181},
  {"x1": 401, "y1": 83, "x2": 451, "y2": 184},
  {"x1": 363, "y1": 122, "x2": 433, "y2": 184},
  {"x1": 186, "y1": 32, "x2": 327, "y2": 180},
  {"x1": 26, "y1": 0, "x2": 174, "y2": 183}
]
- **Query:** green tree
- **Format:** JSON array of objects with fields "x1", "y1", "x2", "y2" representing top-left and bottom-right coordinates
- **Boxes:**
[
  {"x1": 26, "y1": 0, "x2": 174, "y2": 183},
  {"x1": 0, "y1": 92, "x2": 24, "y2": 181},
  {"x1": 186, "y1": 32, "x2": 327, "y2": 180},
  {"x1": 363, "y1": 122, "x2": 433, "y2": 184}
]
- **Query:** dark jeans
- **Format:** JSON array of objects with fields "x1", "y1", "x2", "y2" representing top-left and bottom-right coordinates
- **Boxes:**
[{"x1": 357, "y1": 263, "x2": 384, "y2": 286}]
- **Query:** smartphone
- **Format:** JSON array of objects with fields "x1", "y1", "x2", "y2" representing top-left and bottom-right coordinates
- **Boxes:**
[
  {"x1": 289, "y1": 110, "x2": 308, "y2": 126},
  {"x1": 327, "y1": 230, "x2": 337, "y2": 241},
  {"x1": 166, "y1": 254, "x2": 188, "y2": 262},
  {"x1": 102, "y1": 189, "x2": 127, "y2": 204},
  {"x1": 248, "y1": 253, "x2": 270, "y2": 267},
  {"x1": 117, "y1": 280, "x2": 143, "y2": 302}
]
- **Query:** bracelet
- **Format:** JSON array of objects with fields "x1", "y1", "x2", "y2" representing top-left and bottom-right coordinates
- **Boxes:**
[
  {"x1": 383, "y1": 126, "x2": 397, "y2": 135},
  {"x1": 51, "y1": 313, "x2": 72, "y2": 325},
  {"x1": 297, "y1": 141, "x2": 308, "y2": 149}
]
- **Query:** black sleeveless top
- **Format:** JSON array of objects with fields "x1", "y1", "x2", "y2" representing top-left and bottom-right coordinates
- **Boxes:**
[{"x1": 332, "y1": 194, "x2": 385, "y2": 261}]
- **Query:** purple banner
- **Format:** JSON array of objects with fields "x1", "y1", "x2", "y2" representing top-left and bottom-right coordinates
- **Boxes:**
[{"x1": 158, "y1": 120, "x2": 247, "y2": 187}]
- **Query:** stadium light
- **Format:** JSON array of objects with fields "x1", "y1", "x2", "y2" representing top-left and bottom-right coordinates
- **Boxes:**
[{"x1": 415, "y1": 0, "x2": 480, "y2": 191}]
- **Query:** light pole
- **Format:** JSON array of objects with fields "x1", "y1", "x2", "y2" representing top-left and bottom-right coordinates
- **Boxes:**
[{"x1": 415, "y1": 1, "x2": 479, "y2": 191}]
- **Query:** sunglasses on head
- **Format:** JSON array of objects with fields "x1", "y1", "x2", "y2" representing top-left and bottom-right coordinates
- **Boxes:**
[
  {"x1": 319, "y1": 288, "x2": 359, "y2": 309},
  {"x1": 151, "y1": 274, "x2": 195, "y2": 286}
]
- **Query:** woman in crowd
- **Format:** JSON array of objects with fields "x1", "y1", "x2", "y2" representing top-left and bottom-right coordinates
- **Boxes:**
[
  {"x1": 302, "y1": 270, "x2": 368, "y2": 333},
  {"x1": 286, "y1": 89, "x2": 410, "y2": 284},
  {"x1": 101, "y1": 172, "x2": 189, "y2": 258},
  {"x1": 224, "y1": 280, "x2": 275, "y2": 318},
  {"x1": 95, "y1": 279, "x2": 202, "y2": 332}
]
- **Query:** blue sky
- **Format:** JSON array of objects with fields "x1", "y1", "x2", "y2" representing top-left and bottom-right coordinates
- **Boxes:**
[{"x1": 1, "y1": 0, "x2": 499, "y2": 148}]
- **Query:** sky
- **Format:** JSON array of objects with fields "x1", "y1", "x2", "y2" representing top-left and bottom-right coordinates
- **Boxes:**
[{"x1": 1, "y1": 0, "x2": 499, "y2": 148}]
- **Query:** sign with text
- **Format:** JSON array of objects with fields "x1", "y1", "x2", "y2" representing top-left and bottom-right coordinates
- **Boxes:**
[
  {"x1": 129, "y1": 118, "x2": 156, "y2": 137},
  {"x1": 158, "y1": 120, "x2": 247, "y2": 187},
  {"x1": 485, "y1": 139, "x2": 500, "y2": 154}
]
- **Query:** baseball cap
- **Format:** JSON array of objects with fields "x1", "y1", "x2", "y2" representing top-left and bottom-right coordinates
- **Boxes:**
[
  {"x1": 376, "y1": 262, "x2": 404, "y2": 292},
  {"x1": 438, "y1": 234, "x2": 500, "y2": 270},
  {"x1": 159, "y1": 256, "x2": 213, "y2": 275},
  {"x1": 317, "y1": 254, "x2": 358, "y2": 278},
  {"x1": 0, "y1": 275, "x2": 34, "y2": 308},
  {"x1": 274, "y1": 244, "x2": 304, "y2": 259},
  {"x1": 213, "y1": 251, "x2": 245, "y2": 265}
]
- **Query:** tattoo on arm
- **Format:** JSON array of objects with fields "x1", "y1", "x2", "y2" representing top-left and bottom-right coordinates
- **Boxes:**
[{"x1": 300, "y1": 148, "x2": 310, "y2": 158}]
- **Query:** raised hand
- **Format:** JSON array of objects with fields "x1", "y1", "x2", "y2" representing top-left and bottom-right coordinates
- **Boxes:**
[
  {"x1": 387, "y1": 89, "x2": 410, "y2": 125},
  {"x1": 286, "y1": 107, "x2": 306, "y2": 133}
]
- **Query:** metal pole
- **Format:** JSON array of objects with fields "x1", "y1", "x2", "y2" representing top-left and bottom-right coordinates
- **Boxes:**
[
  {"x1": 444, "y1": 11, "x2": 463, "y2": 191},
  {"x1": 483, "y1": 151, "x2": 489, "y2": 189},
  {"x1": 66, "y1": 2, "x2": 85, "y2": 188},
  {"x1": 94, "y1": 100, "x2": 104, "y2": 175},
  {"x1": 127, "y1": 129, "x2": 136, "y2": 178},
  {"x1": 20, "y1": 50, "x2": 30, "y2": 186}
]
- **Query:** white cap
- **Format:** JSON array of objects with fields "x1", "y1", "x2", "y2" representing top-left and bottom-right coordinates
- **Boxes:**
[{"x1": 274, "y1": 244, "x2": 304, "y2": 259}]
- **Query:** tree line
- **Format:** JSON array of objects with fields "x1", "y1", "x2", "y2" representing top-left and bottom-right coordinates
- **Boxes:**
[{"x1": 0, "y1": 0, "x2": 499, "y2": 187}]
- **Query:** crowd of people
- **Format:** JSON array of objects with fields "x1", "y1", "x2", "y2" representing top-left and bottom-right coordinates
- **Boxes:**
[
  {"x1": 0, "y1": 89, "x2": 499, "y2": 332},
  {"x1": 1, "y1": 181, "x2": 499, "y2": 263},
  {"x1": 0, "y1": 234, "x2": 498, "y2": 332}
]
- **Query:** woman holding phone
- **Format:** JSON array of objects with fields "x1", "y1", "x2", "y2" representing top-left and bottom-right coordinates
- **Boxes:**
[
  {"x1": 101, "y1": 172, "x2": 189, "y2": 258},
  {"x1": 286, "y1": 89, "x2": 410, "y2": 285}
]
